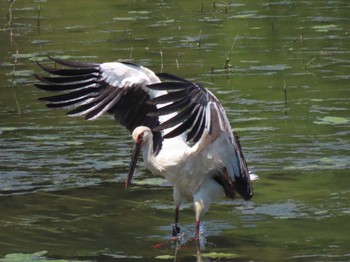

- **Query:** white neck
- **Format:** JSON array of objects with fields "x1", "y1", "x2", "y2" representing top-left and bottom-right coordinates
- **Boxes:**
[{"x1": 141, "y1": 137, "x2": 163, "y2": 174}]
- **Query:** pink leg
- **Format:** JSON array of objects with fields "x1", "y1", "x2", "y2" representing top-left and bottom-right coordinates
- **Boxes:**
[{"x1": 195, "y1": 220, "x2": 200, "y2": 238}]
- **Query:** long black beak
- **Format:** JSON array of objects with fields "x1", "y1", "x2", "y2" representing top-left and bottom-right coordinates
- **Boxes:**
[{"x1": 125, "y1": 142, "x2": 141, "y2": 189}]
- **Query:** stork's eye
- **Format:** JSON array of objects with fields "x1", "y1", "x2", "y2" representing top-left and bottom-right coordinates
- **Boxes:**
[{"x1": 137, "y1": 133, "x2": 144, "y2": 143}]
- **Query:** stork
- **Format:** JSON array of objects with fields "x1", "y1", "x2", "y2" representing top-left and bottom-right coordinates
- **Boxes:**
[{"x1": 34, "y1": 57, "x2": 253, "y2": 238}]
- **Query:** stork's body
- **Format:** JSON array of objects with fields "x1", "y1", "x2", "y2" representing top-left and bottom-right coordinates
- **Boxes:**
[{"x1": 35, "y1": 57, "x2": 253, "y2": 237}]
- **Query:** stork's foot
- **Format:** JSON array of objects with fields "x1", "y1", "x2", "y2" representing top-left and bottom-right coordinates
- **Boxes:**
[{"x1": 172, "y1": 224, "x2": 181, "y2": 237}]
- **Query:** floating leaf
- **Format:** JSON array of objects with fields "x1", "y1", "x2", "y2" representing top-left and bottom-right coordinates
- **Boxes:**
[
  {"x1": 64, "y1": 141, "x2": 84, "y2": 146},
  {"x1": 128, "y1": 11, "x2": 151, "y2": 14},
  {"x1": 229, "y1": 14, "x2": 256, "y2": 19},
  {"x1": 250, "y1": 64, "x2": 290, "y2": 71},
  {"x1": 201, "y1": 252, "x2": 240, "y2": 259},
  {"x1": 11, "y1": 70, "x2": 34, "y2": 77},
  {"x1": 27, "y1": 135, "x2": 61, "y2": 141},
  {"x1": 0, "y1": 127, "x2": 18, "y2": 133},
  {"x1": 0, "y1": 251, "x2": 81, "y2": 262},
  {"x1": 112, "y1": 17, "x2": 136, "y2": 21},
  {"x1": 312, "y1": 24, "x2": 337, "y2": 32},
  {"x1": 133, "y1": 177, "x2": 168, "y2": 186},
  {"x1": 155, "y1": 255, "x2": 175, "y2": 259},
  {"x1": 313, "y1": 116, "x2": 349, "y2": 125}
]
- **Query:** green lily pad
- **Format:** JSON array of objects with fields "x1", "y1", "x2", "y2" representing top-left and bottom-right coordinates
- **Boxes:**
[
  {"x1": 0, "y1": 127, "x2": 18, "y2": 133},
  {"x1": 230, "y1": 13, "x2": 256, "y2": 19},
  {"x1": 0, "y1": 251, "x2": 81, "y2": 262},
  {"x1": 201, "y1": 252, "x2": 240, "y2": 259},
  {"x1": 133, "y1": 177, "x2": 168, "y2": 186},
  {"x1": 312, "y1": 24, "x2": 337, "y2": 32},
  {"x1": 155, "y1": 255, "x2": 175, "y2": 259},
  {"x1": 313, "y1": 116, "x2": 349, "y2": 125},
  {"x1": 27, "y1": 135, "x2": 61, "y2": 141},
  {"x1": 112, "y1": 17, "x2": 136, "y2": 21},
  {"x1": 64, "y1": 140, "x2": 84, "y2": 146}
]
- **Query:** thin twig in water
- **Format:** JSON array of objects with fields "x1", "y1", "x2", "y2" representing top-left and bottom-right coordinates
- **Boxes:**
[
  {"x1": 8, "y1": 0, "x2": 21, "y2": 115},
  {"x1": 37, "y1": 3, "x2": 41, "y2": 30},
  {"x1": 197, "y1": 29, "x2": 202, "y2": 48},
  {"x1": 160, "y1": 49, "x2": 163, "y2": 73},
  {"x1": 8, "y1": 0, "x2": 16, "y2": 26},
  {"x1": 283, "y1": 80, "x2": 288, "y2": 116},
  {"x1": 282, "y1": 33, "x2": 304, "y2": 52},
  {"x1": 175, "y1": 58, "x2": 179, "y2": 75},
  {"x1": 226, "y1": 33, "x2": 239, "y2": 62},
  {"x1": 12, "y1": 50, "x2": 21, "y2": 115},
  {"x1": 283, "y1": 80, "x2": 287, "y2": 106},
  {"x1": 293, "y1": 33, "x2": 304, "y2": 43},
  {"x1": 224, "y1": 34, "x2": 239, "y2": 74},
  {"x1": 129, "y1": 46, "x2": 133, "y2": 60},
  {"x1": 304, "y1": 56, "x2": 317, "y2": 70}
]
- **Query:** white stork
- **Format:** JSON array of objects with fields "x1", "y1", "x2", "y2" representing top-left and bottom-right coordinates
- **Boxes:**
[{"x1": 34, "y1": 57, "x2": 253, "y2": 238}]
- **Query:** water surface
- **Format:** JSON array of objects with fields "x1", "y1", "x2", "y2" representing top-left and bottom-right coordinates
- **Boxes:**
[{"x1": 1, "y1": 0, "x2": 349, "y2": 261}]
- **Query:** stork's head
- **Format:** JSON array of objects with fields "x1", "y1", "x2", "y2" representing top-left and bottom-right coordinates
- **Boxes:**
[
  {"x1": 125, "y1": 126, "x2": 152, "y2": 189},
  {"x1": 132, "y1": 126, "x2": 152, "y2": 145}
]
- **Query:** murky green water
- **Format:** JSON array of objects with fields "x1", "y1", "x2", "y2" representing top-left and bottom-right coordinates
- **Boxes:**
[{"x1": 1, "y1": 0, "x2": 349, "y2": 261}]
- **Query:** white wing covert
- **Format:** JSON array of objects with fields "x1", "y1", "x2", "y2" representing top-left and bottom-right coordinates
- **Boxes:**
[{"x1": 35, "y1": 57, "x2": 164, "y2": 154}]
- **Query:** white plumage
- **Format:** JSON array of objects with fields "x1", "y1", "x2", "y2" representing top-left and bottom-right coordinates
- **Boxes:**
[{"x1": 35, "y1": 57, "x2": 253, "y2": 237}]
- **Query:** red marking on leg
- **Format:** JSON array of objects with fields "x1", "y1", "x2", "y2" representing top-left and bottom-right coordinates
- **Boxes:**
[
  {"x1": 195, "y1": 220, "x2": 200, "y2": 238},
  {"x1": 153, "y1": 243, "x2": 163, "y2": 249}
]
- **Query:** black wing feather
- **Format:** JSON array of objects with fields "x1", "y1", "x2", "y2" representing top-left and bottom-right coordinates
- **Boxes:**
[
  {"x1": 35, "y1": 80, "x2": 97, "y2": 92},
  {"x1": 156, "y1": 72, "x2": 192, "y2": 83},
  {"x1": 35, "y1": 57, "x2": 163, "y2": 155},
  {"x1": 36, "y1": 62, "x2": 99, "y2": 76},
  {"x1": 47, "y1": 56, "x2": 100, "y2": 68},
  {"x1": 152, "y1": 103, "x2": 197, "y2": 131},
  {"x1": 148, "y1": 73, "x2": 253, "y2": 199},
  {"x1": 34, "y1": 73, "x2": 97, "y2": 84},
  {"x1": 35, "y1": 58, "x2": 252, "y2": 198},
  {"x1": 147, "y1": 73, "x2": 216, "y2": 144},
  {"x1": 146, "y1": 89, "x2": 188, "y2": 105},
  {"x1": 147, "y1": 97, "x2": 191, "y2": 117},
  {"x1": 145, "y1": 81, "x2": 187, "y2": 91},
  {"x1": 162, "y1": 104, "x2": 200, "y2": 139}
]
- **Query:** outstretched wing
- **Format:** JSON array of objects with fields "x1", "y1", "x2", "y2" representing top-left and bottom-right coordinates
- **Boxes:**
[
  {"x1": 34, "y1": 57, "x2": 164, "y2": 154},
  {"x1": 146, "y1": 73, "x2": 253, "y2": 199}
]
